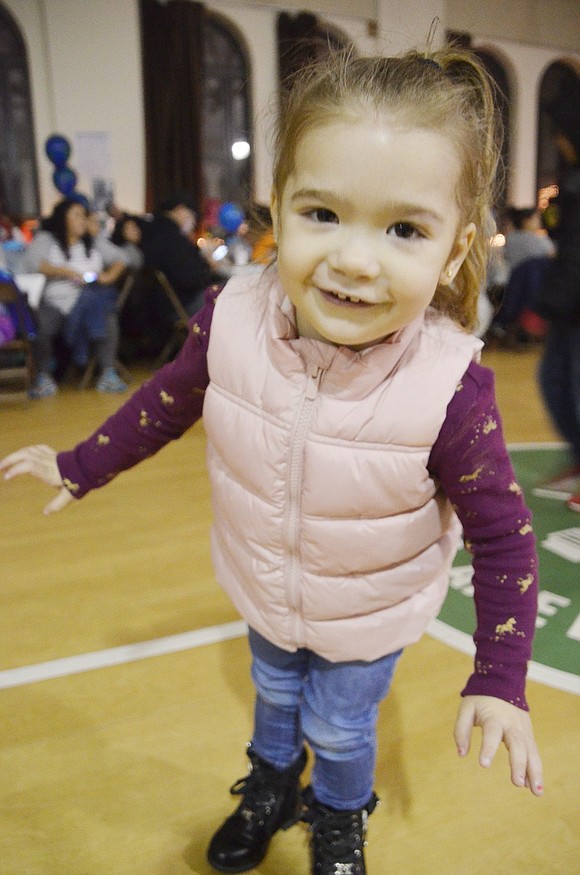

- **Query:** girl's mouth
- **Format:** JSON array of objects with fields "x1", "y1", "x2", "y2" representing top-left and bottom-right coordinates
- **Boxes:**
[{"x1": 320, "y1": 289, "x2": 370, "y2": 307}]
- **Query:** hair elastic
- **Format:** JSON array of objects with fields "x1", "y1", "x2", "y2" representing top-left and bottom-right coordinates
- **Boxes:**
[{"x1": 419, "y1": 57, "x2": 442, "y2": 72}]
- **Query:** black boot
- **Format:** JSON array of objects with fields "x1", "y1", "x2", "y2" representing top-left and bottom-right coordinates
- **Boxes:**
[
  {"x1": 301, "y1": 785, "x2": 379, "y2": 875},
  {"x1": 207, "y1": 744, "x2": 308, "y2": 873}
]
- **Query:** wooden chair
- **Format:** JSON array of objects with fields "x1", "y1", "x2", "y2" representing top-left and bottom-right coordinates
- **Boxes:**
[{"x1": 0, "y1": 273, "x2": 35, "y2": 401}]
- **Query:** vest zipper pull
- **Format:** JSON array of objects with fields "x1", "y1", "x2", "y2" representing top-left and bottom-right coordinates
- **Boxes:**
[{"x1": 305, "y1": 365, "x2": 323, "y2": 400}]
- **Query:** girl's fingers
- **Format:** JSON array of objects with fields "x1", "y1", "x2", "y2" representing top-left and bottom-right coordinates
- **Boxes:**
[
  {"x1": 478, "y1": 719, "x2": 503, "y2": 768},
  {"x1": 44, "y1": 487, "x2": 74, "y2": 515},
  {"x1": 1, "y1": 445, "x2": 62, "y2": 487},
  {"x1": 453, "y1": 699, "x2": 475, "y2": 757}
]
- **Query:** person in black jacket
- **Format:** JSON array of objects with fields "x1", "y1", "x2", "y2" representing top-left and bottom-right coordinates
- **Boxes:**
[
  {"x1": 140, "y1": 191, "x2": 214, "y2": 320},
  {"x1": 534, "y1": 76, "x2": 580, "y2": 510}
]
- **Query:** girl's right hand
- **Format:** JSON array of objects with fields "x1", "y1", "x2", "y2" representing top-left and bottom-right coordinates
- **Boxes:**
[{"x1": 0, "y1": 444, "x2": 74, "y2": 514}]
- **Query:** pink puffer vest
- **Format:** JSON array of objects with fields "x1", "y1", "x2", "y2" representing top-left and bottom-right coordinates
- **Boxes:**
[{"x1": 203, "y1": 272, "x2": 482, "y2": 662}]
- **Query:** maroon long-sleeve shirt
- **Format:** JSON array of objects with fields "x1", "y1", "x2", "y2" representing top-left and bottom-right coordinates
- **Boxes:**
[{"x1": 58, "y1": 290, "x2": 538, "y2": 709}]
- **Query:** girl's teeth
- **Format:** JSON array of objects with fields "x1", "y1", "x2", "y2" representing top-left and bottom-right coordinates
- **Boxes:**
[{"x1": 336, "y1": 292, "x2": 361, "y2": 303}]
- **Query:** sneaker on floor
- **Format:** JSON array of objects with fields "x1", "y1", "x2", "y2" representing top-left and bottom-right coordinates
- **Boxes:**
[
  {"x1": 533, "y1": 465, "x2": 580, "y2": 500},
  {"x1": 96, "y1": 368, "x2": 127, "y2": 393},
  {"x1": 568, "y1": 494, "x2": 580, "y2": 512},
  {"x1": 29, "y1": 372, "x2": 58, "y2": 399}
]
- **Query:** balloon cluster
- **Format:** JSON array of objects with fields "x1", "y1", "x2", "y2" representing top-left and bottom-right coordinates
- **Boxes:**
[{"x1": 45, "y1": 134, "x2": 84, "y2": 203}]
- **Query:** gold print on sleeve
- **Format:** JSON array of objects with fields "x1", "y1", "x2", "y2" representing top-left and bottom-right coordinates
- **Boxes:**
[
  {"x1": 493, "y1": 617, "x2": 526, "y2": 641},
  {"x1": 96, "y1": 434, "x2": 110, "y2": 446},
  {"x1": 517, "y1": 574, "x2": 534, "y2": 594},
  {"x1": 160, "y1": 390, "x2": 174, "y2": 406},
  {"x1": 482, "y1": 416, "x2": 498, "y2": 435},
  {"x1": 62, "y1": 478, "x2": 80, "y2": 493},
  {"x1": 459, "y1": 465, "x2": 483, "y2": 483},
  {"x1": 139, "y1": 409, "x2": 151, "y2": 429},
  {"x1": 191, "y1": 322, "x2": 207, "y2": 342},
  {"x1": 475, "y1": 659, "x2": 493, "y2": 676}
]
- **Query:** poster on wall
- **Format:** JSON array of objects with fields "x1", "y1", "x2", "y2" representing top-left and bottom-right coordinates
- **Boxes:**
[{"x1": 74, "y1": 131, "x2": 115, "y2": 210}]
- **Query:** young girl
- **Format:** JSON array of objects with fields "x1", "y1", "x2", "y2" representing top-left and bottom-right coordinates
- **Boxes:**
[{"x1": 1, "y1": 48, "x2": 543, "y2": 875}]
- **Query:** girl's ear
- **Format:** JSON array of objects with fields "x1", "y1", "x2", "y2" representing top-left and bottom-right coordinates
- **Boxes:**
[{"x1": 439, "y1": 222, "x2": 476, "y2": 286}]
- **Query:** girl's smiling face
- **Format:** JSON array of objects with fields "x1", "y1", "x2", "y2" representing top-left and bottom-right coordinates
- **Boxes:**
[{"x1": 272, "y1": 117, "x2": 475, "y2": 349}]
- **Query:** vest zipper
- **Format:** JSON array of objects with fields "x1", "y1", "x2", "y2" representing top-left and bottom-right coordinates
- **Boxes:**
[{"x1": 285, "y1": 365, "x2": 324, "y2": 644}]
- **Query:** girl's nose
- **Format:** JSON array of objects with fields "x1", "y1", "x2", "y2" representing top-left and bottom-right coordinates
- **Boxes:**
[{"x1": 327, "y1": 232, "x2": 381, "y2": 280}]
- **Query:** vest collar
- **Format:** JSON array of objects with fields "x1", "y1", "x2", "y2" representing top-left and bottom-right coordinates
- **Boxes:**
[{"x1": 267, "y1": 273, "x2": 424, "y2": 399}]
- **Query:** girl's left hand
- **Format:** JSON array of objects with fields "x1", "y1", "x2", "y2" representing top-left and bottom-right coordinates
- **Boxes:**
[
  {"x1": 454, "y1": 695, "x2": 544, "y2": 796},
  {"x1": 1, "y1": 444, "x2": 74, "y2": 515}
]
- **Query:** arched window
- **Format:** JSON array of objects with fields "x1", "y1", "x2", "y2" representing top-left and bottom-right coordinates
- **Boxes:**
[
  {"x1": 0, "y1": 4, "x2": 39, "y2": 218},
  {"x1": 202, "y1": 16, "x2": 252, "y2": 209},
  {"x1": 140, "y1": 0, "x2": 252, "y2": 218},
  {"x1": 474, "y1": 49, "x2": 511, "y2": 212},
  {"x1": 537, "y1": 61, "x2": 578, "y2": 190},
  {"x1": 446, "y1": 34, "x2": 511, "y2": 214}
]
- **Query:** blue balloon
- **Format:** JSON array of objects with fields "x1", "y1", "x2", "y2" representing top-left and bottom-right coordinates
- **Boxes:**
[
  {"x1": 218, "y1": 202, "x2": 244, "y2": 234},
  {"x1": 45, "y1": 134, "x2": 71, "y2": 168},
  {"x1": 52, "y1": 166, "x2": 77, "y2": 196}
]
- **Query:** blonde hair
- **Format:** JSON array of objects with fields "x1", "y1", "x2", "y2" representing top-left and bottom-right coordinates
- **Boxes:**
[{"x1": 272, "y1": 48, "x2": 503, "y2": 330}]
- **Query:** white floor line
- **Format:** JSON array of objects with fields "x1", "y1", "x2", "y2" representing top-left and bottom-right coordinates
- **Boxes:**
[
  {"x1": 428, "y1": 619, "x2": 580, "y2": 696},
  {"x1": 0, "y1": 620, "x2": 247, "y2": 690},
  {"x1": 0, "y1": 617, "x2": 577, "y2": 695},
  {"x1": 2, "y1": 616, "x2": 577, "y2": 695},
  {"x1": 507, "y1": 441, "x2": 567, "y2": 451}
]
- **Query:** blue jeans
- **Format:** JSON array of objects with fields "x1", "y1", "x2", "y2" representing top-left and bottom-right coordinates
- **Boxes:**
[
  {"x1": 538, "y1": 323, "x2": 580, "y2": 464},
  {"x1": 248, "y1": 628, "x2": 402, "y2": 810}
]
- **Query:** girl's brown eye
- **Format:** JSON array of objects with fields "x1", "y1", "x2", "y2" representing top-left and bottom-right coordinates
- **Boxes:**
[
  {"x1": 389, "y1": 222, "x2": 420, "y2": 240},
  {"x1": 310, "y1": 208, "x2": 338, "y2": 224}
]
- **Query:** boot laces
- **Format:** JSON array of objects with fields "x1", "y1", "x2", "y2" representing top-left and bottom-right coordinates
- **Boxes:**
[
  {"x1": 302, "y1": 790, "x2": 378, "y2": 875},
  {"x1": 230, "y1": 765, "x2": 278, "y2": 826},
  {"x1": 306, "y1": 807, "x2": 368, "y2": 874},
  {"x1": 229, "y1": 748, "x2": 306, "y2": 828}
]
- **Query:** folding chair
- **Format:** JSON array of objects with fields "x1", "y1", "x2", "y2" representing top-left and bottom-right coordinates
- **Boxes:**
[
  {"x1": 152, "y1": 270, "x2": 190, "y2": 368},
  {"x1": 0, "y1": 271, "x2": 35, "y2": 401}
]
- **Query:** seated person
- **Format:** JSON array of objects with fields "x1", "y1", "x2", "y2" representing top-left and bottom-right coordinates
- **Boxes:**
[
  {"x1": 491, "y1": 207, "x2": 556, "y2": 341},
  {"x1": 23, "y1": 198, "x2": 130, "y2": 397},
  {"x1": 109, "y1": 212, "x2": 145, "y2": 271},
  {"x1": 139, "y1": 191, "x2": 214, "y2": 319},
  {"x1": 503, "y1": 206, "x2": 556, "y2": 275}
]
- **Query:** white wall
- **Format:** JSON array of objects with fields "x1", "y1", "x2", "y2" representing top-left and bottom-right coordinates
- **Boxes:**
[{"x1": 376, "y1": 0, "x2": 447, "y2": 54}]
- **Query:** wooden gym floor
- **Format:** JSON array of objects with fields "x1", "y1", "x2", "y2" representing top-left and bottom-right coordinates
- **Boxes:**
[{"x1": 0, "y1": 345, "x2": 578, "y2": 874}]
